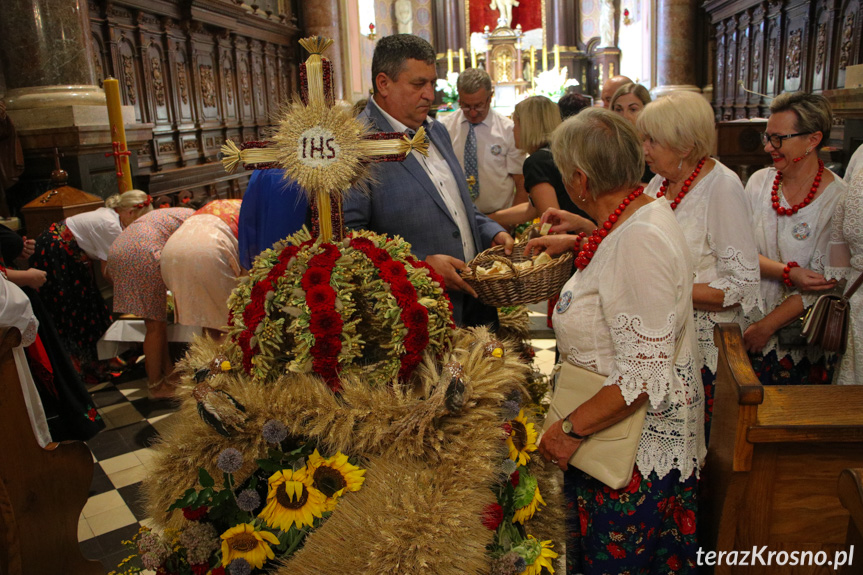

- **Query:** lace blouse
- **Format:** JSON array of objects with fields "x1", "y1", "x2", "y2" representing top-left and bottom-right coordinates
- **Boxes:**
[
  {"x1": 825, "y1": 172, "x2": 863, "y2": 384},
  {"x1": 645, "y1": 161, "x2": 761, "y2": 372},
  {"x1": 553, "y1": 200, "x2": 705, "y2": 481},
  {"x1": 744, "y1": 167, "x2": 846, "y2": 361}
]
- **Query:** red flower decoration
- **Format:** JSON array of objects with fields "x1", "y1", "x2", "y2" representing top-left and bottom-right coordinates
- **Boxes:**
[
  {"x1": 579, "y1": 507, "x2": 589, "y2": 535},
  {"x1": 310, "y1": 309, "x2": 343, "y2": 337},
  {"x1": 624, "y1": 469, "x2": 642, "y2": 493},
  {"x1": 190, "y1": 564, "x2": 209, "y2": 575},
  {"x1": 210, "y1": 568, "x2": 226, "y2": 575},
  {"x1": 380, "y1": 260, "x2": 407, "y2": 278},
  {"x1": 306, "y1": 284, "x2": 336, "y2": 309},
  {"x1": 301, "y1": 266, "x2": 330, "y2": 290},
  {"x1": 607, "y1": 543, "x2": 626, "y2": 559},
  {"x1": 673, "y1": 507, "x2": 697, "y2": 535},
  {"x1": 510, "y1": 469, "x2": 520, "y2": 487},
  {"x1": 182, "y1": 505, "x2": 208, "y2": 521},
  {"x1": 667, "y1": 555, "x2": 682, "y2": 571},
  {"x1": 481, "y1": 503, "x2": 504, "y2": 530}
]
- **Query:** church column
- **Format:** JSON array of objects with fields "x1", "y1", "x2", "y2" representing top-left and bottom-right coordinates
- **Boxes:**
[
  {"x1": 303, "y1": 0, "x2": 345, "y2": 100},
  {"x1": 652, "y1": 0, "x2": 702, "y2": 97},
  {"x1": 0, "y1": 0, "x2": 104, "y2": 112}
]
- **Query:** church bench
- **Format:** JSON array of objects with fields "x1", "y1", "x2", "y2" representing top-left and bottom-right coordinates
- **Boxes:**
[
  {"x1": 0, "y1": 327, "x2": 104, "y2": 575},
  {"x1": 704, "y1": 323, "x2": 863, "y2": 575},
  {"x1": 838, "y1": 468, "x2": 863, "y2": 575}
]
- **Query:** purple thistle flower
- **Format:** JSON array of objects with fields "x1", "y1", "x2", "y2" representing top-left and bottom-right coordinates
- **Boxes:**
[
  {"x1": 262, "y1": 419, "x2": 288, "y2": 444},
  {"x1": 217, "y1": 448, "x2": 244, "y2": 474},
  {"x1": 237, "y1": 489, "x2": 261, "y2": 512},
  {"x1": 229, "y1": 557, "x2": 252, "y2": 575}
]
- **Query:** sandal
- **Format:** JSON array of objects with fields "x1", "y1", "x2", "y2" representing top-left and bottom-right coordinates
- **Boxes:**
[{"x1": 147, "y1": 377, "x2": 175, "y2": 400}]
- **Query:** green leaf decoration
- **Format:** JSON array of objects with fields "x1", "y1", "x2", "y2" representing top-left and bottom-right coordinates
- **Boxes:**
[{"x1": 199, "y1": 468, "x2": 215, "y2": 488}]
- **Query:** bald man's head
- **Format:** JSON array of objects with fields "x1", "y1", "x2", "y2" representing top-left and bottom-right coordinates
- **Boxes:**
[{"x1": 601, "y1": 75, "x2": 634, "y2": 108}]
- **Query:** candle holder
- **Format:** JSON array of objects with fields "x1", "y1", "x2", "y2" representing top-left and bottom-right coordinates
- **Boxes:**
[{"x1": 367, "y1": 23, "x2": 376, "y2": 41}]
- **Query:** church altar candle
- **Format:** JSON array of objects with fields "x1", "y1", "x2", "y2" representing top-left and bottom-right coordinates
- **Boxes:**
[
  {"x1": 103, "y1": 77, "x2": 133, "y2": 194},
  {"x1": 459, "y1": 48, "x2": 465, "y2": 72},
  {"x1": 447, "y1": 49, "x2": 453, "y2": 74},
  {"x1": 471, "y1": 48, "x2": 477, "y2": 69},
  {"x1": 554, "y1": 45, "x2": 560, "y2": 70},
  {"x1": 542, "y1": 44, "x2": 548, "y2": 71}
]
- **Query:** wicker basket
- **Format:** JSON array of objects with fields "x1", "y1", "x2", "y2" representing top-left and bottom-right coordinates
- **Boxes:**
[{"x1": 460, "y1": 242, "x2": 574, "y2": 307}]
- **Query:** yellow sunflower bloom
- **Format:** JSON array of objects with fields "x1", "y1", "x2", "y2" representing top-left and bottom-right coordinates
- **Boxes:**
[
  {"x1": 219, "y1": 523, "x2": 279, "y2": 569},
  {"x1": 512, "y1": 469, "x2": 546, "y2": 524},
  {"x1": 506, "y1": 410, "x2": 538, "y2": 466},
  {"x1": 258, "y1": 467, "x2": 327, "y2": 530},
  {"x1": 520, "y1": 536, "x2": 559, "y2": 575},
  {"x1": 305, "y1": 450, "x2": 366, "y2": 511}
]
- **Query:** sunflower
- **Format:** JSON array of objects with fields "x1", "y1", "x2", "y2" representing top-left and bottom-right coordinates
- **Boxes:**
[
  {"x1": 506, "y1": 409, "x2": 538, "y2": 466},
  {"x1": 512, "y1": 468, "x2": 546, "y2": 524},
  {"x1": 305, "y1": 450, "x2": 366, "y2": 511},
  {"x1": 258, "y1": 468, "x2": 327, "y2": 530},
  {"x1": 517, "y1": 536, "x2": 559, "y2": 575},
  {"x1": 219, "y1": 523, "x2": 279, "y2": 569}
]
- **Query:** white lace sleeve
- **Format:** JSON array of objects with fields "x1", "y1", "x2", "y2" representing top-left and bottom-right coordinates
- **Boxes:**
[
  {"x1": 826, "y1": 188, "x2": 853, "y2": 280},
  {"x1": 704, "y1": 178, "x2": 761, "y2": 312},
  {"x1": 598, "y1": 220, "x2": 691, "y2": 410}
]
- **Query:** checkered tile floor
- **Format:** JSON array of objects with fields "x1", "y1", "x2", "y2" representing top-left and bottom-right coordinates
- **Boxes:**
[{"x1": 77, "y1": 303, "x2": 558, "y2": 572}]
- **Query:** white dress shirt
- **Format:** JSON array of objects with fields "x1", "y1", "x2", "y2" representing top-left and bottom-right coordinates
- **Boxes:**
[
  {"x1": 439, "y1": 108, "x2": 526, "y2": 214},
  {"x1": 369, "y1": 97, "x2": 476, "y2": 260}
]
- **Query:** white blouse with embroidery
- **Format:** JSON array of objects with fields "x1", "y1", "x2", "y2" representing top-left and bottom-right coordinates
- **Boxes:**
[
  {"x1": 825, "y1": 172, "x2": 863, "y2": 384},
  {"x1": 744, "y1": 167, "x2": 846, "y2": 362},
  {"x1": 552, "y1": 200, "x2": 705, "y2": 481},
  {"x1": 645, "y1": 161, "x2": 761, "y2": 373}
]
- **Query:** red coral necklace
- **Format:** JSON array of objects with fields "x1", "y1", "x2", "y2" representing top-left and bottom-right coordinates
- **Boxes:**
[
  {"x1": 574, "y1": 186, "x2": 644, "y2": 270},
  {"x1": 771, "y1": 159, "x2": 824, "y2": 216},
  {"x1": 656, "y1": 157, "x2": 707, "y2": 210}
]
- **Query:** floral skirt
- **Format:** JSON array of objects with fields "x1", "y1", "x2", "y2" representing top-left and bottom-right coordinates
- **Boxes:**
[
  {"x1": 29, "y1": 222, "x2": 113, "y2": 382},
  {"x1": 702, "y1": 366, "x2": 716, "y2": 444},
  {"x1": 565, "y1": 466, "x2": 699, "y2": 575},
  {"x1": 749, "y1": 349, "x2": 837, "y2": 385}
]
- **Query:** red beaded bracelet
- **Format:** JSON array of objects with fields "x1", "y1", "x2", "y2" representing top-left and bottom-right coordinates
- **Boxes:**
[{"x1": 782, "y1": 261, "x2": 799, "y2": 287}]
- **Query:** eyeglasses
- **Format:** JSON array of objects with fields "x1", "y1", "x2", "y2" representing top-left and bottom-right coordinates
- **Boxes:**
[
  {"x1": 760, "y1": 131, "x2": 812, "y2": 149},
  {"x1": 459, "y1": 97, "x2": 491, "y2": 112}
]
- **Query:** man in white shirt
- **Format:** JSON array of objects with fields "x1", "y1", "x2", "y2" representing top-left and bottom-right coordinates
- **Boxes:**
[
  {"x1": 343, "y1": 35, "x2": 513, "y2": 327},
  {"x1": 439, "y1": 68, "x2": 527, "y2": 214}
]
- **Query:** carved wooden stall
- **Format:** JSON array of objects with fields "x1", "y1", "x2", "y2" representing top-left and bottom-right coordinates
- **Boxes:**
[
  {"x1": 838, "y1": 468, "x2": 863, "y2": 575},
  {"x1": 705, "y1": 0, "x2": 863, "y2": 119},
  {"x1": 87, "y1": 0, "x2": 301, "y2": 205},
  {"x1": 705, "y1": 324, "x2": 863, "y2": 574}
]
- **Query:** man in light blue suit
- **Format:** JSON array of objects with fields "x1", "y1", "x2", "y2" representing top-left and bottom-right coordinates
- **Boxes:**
[{"x1": 343, "y1": 34, "x2": 513, "y2": 327}]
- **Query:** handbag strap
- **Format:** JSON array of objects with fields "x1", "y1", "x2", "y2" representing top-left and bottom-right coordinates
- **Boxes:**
[{"x1": 843, "y1": 270, "x2": 863, "y2": 299}]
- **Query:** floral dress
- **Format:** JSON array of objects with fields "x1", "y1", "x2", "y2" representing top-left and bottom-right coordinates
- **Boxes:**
[
  {"x1": 108, "y1": 208, "x2": 194, "y2": 321},
  {"x1": 645, "y1": 161, "x2": 761, "y2": 434},
  {"x1": 825, "y1": 171, "x2": 863, "y2": 384},
  {"x1": 552, "y1": 200, "x2": 705, "y2": 574},
  {"x1": 744, "y1": 167, "x2": 846, "y2": 385},
  {"x1": 29, "y1": 210, "x2": 120, "y2": 382}
]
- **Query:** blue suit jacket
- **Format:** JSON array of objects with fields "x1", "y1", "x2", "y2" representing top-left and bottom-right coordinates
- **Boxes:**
[{"x1": 343, "y1": 100, "x2": 506, "y2": 325}]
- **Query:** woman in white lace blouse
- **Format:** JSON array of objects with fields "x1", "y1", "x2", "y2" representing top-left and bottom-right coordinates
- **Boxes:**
[
  {"x1": 826, "y1": 171, "x2": 863, "y2": 384},
  {"x1": 637, "y1": 91, "x2": 761, "y2": 437},
  {"x1": 527, "y1": 109, "x2": 704, "y2": 574},
  {"x1": 743, "y1": 92, "x2": 846, "y2": 385}
]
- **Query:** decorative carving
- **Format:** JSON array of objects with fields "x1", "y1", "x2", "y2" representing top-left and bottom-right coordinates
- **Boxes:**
[
  {"x1": 159, "y1": 141, "x2": 177, "y2": 153},
  {"x1": 184, "y1": 139, "x2": 199, "y2": 151},
  {"x1": 254, "y1": 60, "x2": 264, "y2": 108},
  {"x1": 815, "y1": 23, "x2": 827, "y2": 74},
  {"x1": 768, "y1": 36, "x2": 777, "y2": 80},
  {"x1": 739, "y1": 38, "x2": 749, "y2": 88},
  {"x1": 200, "y1": 65, "x2": 216, "y2": 108},
  {"x1": 122, "y1": 55, "x2": 137, "y2": 104},
  {"x1": 224, "y1": 63, "x2": 234, "y2": 105},
  {"x1": 177, "y1": 62, "x2": 189, "y2": 105},
  {"x1": 726, "y1": 37, "x2": 736, "y2": 88},
  {"x1": 786, "y1": 29, "x2": 801, "y2": 78},
  {"x1": 716, "y1": 27, "x2": 725, "y2": 91},
  {"x1": 206, "y1": 137, "x2": 216, "y2": 148},
  {"x1": 268, "y1": 64, "x2": 277, "y2": 103},
  {"x1": 152, "y1": 58, "x2": 166, "y2": 106},
  {"x1": 140, "y1": 141, "x2": 152, "y2": 157},
  {"x1": 752, "y1": 35, "x2": 760, "y2": 82},
  {"x1": 93, "y1": 47, "x2": 104, "y2": 86},
  {"x1": 840, "y1": 13, "x2": 856, "y2": 70},
  {"x1": 240, "y1": 61, "x2": 251, "y2": 106}
]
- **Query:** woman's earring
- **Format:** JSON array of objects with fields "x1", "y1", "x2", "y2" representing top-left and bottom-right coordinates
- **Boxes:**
[{"x1": 677, "y1": 158, "x2": 683, "y2": 170}]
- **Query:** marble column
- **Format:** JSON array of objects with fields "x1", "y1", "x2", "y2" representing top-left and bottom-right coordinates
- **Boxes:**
[
  {"x1": 653, "y1": 0, "x2": 702, "y2": 97},
  {"x1": 0, "y1": 0, "x2": 105, "y2": 112},
  {"x1": 303, "y1": 0, "x2": 345, "y2": 101}
]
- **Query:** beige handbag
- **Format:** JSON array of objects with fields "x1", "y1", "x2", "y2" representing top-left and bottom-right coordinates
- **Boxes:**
[{"x1": 541, "y1": 361, "x2": 648, "y2": 489}]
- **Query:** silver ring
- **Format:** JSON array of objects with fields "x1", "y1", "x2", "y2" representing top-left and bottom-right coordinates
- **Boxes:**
[{"x1": 551, "y1": 459, "x2": 559, "y2": 464}]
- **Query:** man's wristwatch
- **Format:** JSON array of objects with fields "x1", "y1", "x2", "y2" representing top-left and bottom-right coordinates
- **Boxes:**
[{"x1": 561, "y1": 418, "x2": 589, "y2": 440}]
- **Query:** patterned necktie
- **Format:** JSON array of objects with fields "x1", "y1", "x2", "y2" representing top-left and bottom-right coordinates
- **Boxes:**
[{"x1": 464, "y1": 123, "x2": 479, "y2": 200}]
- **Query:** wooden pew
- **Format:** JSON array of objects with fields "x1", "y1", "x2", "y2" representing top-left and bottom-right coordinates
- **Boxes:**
[
  {"x1": 0, "y1": 327, "x2": 104, "y2": 575},
  {"x1": 705, "y1": 323, "x2": 863, "y2": 575},
  {"x1": 838, "y1": 468, "x2": 863, "y2": 575}
]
